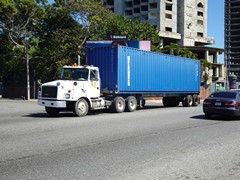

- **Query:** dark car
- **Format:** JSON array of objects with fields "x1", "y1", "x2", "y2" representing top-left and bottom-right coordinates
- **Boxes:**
[{"x1": 203, "y1": 90, "x2": 240, "y2": 118}]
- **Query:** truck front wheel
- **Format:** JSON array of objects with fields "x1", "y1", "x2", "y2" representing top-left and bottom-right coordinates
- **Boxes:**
[
  {"x1": 45, "y1": 107, "x2": 60, "y2": 117},
  {"x1": 74, "y1": 98, "x2": 89, "y2": 117}
]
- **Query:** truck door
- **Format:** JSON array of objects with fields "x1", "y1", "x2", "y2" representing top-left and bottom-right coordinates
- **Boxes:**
[{"x1": 89, "y1": 70, "x2": 100, "y2": 98}]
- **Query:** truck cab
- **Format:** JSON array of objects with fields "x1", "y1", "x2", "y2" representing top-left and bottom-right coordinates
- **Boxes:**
[{"x1": 38, "y1": 65, "x2": 107, "y2": 117}]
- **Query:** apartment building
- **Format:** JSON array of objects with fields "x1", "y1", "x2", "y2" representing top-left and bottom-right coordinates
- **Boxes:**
[
  {"x1": 102, "y1": 0, "x2": 214, "y2": 46},
  {"x1": 225, "y1": 0, "x2": 240, "y2": 80}
]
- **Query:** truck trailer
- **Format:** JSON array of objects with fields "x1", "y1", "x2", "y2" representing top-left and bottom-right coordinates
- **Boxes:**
[{"x1": 38, "y1": 45, "x2": 200, "y2": 117}]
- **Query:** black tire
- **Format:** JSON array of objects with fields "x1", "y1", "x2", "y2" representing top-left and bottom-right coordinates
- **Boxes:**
[
  {"x1": 74, "y1": 98, "x2": 89, "y2": 117},
  {"x1": 110, "y1": 96, "x2": 125, "y2": 113},
  {"x1": 125, "y1": 96, "x2": 137, "y2": 112},
  {"x1": 45, "y1": 107, "x2": 60, "y2": 117},
  {"x1": 192, "y1": 94, "x2": 199, "y2": 106},
  {"x1": 183, "y1": 95, "x2": 193, "y2": 107},
  {"x1": 205, "y1": 113, "x2": 211, "y2": 119},
  {"x1": 140, "y1": 99, "x2": 146, "y2": 108}
]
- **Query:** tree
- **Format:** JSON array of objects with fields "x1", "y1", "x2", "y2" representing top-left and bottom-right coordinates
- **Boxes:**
[
  {"x1": 30, "y1": 0, "x2": 114, "y2": 82},
  {"x1": 0, "y1": 0, "x2": 45, "y2": 47},
  {"x1": 162, "y1": 43, "x2": 181, "y2": 56},
  {"x1": 91, "y1": 14, "x2": 161, "y2": 50},
  {"x1": 0, "y1": 0, "x2": 46, "y2": 84},
  {"x1": 162, "y1": 43, "x2": 198, "y2": 59}
]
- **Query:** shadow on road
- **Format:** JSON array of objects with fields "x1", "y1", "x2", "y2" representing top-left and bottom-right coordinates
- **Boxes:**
[
  {"x1": 191, "y1": 114, "x2": 240, "y2": 121},
  {"x1": 24, "y1": 112, "x2": 76, "y2": 118},
  {"x1": 25, "y1": 105, "x2": 171, "y2": 118}
]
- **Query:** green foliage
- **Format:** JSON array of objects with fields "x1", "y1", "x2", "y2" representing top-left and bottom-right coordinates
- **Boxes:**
[
  {"x1": 162, "y1": 43, "x2": 198, "y2": 59},
  {"x1": 200, "y1": 59, "x2": 212, "y2": 69},
  {"x1": 90, "y1": 14, "x2": 161, "y2": 50},
  {"x1": 0, "y1": 0, "x2": 46, "y2": 84}
]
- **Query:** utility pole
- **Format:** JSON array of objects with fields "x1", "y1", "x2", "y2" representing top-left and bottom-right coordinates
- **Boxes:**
[{"x1": 25, "y1": 37, "x2": 30, "y2": 100}]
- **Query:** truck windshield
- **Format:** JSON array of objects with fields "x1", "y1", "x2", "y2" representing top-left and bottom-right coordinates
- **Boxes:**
[{"x1": 60, "y1": 68, "x2": 89, "y2": 81}]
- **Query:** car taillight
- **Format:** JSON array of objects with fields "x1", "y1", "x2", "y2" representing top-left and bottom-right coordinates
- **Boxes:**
[
  {"x1": 224, "y1": 101, "x2": 234, "y2": 106},
  {"x1": 224, "y1": 101, "x2": 238, "y2": 106},
  {"x1": 203, "y1": 99, "x2": 212, "y2": 105}
]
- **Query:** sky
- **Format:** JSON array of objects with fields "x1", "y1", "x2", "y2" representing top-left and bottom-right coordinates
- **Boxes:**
[{"x1": 208, "y1": 0, "x2": 224, "y2": 63}]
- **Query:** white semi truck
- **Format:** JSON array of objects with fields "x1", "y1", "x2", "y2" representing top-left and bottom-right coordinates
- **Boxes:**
[{"x1": 38, "y1": 45, "x2": 200, "y2": 117}]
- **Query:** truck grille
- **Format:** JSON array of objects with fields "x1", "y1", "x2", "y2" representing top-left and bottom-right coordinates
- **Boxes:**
[{"x1": 42, "y1": 86, "x2": 57, "y2": 98}]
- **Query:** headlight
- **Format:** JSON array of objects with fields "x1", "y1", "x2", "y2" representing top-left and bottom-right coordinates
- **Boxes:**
[{"x1": 65, "y1": 93, "x2": 70, "y2": 99}]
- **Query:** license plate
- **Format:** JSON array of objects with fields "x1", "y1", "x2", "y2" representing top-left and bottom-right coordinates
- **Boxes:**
[{"x1": 214, "y1": 102, "x2": 222, "y2": 106}]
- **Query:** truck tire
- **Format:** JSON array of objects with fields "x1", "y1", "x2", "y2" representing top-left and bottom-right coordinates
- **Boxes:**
[
  {"x1": 125, "y1": 96, "x2": 137, "y2": 112},
  {"x1": 192, "y1": 94, "x2": 199, "y2": 106},
  {"x1": 45, "y1": 107, "x2": 60, "y2": 117},
  {"x1": 182, "y1": 95, "x2": 193, "y2": 107},
  {"x1": 110, "y1": 96, "x2": 125, "y2": 113},
  {"x1": 74, "y1": 98, "x2": 89, "y2": 117}
]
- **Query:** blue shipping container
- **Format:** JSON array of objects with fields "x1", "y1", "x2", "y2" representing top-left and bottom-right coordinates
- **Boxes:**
[{"x1": 86, "y1": 46, "x2": 200, "y2": 95}]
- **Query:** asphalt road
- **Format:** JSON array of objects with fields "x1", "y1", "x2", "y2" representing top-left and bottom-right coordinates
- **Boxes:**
[{"x1": 1, "y1": 100, "x2": 240, "y2": 179}]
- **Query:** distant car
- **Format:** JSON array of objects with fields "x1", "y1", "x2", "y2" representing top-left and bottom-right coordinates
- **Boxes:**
[{"x1": 203, "y1": 90, "x2": 240, "y2": 118}]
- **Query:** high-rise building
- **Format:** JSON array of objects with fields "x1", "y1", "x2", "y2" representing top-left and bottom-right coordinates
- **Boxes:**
[
  {"x1": 225, "y1": 0, "x2": 240, "y2": 80},
  {"x1": 102, "y1": 0, "x2": 214, "y2": 46}
]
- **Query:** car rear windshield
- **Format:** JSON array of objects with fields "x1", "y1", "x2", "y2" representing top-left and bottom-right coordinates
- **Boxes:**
[{"x1": 210, "y1": 92, "x2": 237, "y2": 98}]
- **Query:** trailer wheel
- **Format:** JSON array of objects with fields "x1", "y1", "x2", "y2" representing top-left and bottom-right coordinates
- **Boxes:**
[
  {"x1": 74, "y1": 98, "x2": 89, "y2": 117},
  {"x1": 125, "y1": 96, "x2": 137, "y2": 112},
  {"x1": 192, "y1": 94, "x2": 199, "y2": 106},
  {"x1": 182, "y1": 95, "x2": 193, "y2": 107},
  {"x1": 111, "y1": 96, "x2": 125, "y2": 113},
  {"x1": 45, "y1": 107, "x2": 60, "y2": 117}
]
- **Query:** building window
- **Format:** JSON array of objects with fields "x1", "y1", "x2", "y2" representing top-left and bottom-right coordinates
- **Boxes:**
[
  {"x1": 150, "y1": 2, "x2": 157, "y2": 9},
  {"x1": 197, "y1": 32, "x2": 203, "y2": 37},
  {"x1": 125, "y1": 10, "x2": 133, "y2": 16},
  {"x1": 197, "y1": 20, "x2": 203, "y2": 25},
  {"x1": 150, "y1": 12, "x2": 158, "y2": 19},
  {"x1": 125, "y1": 2, "x2": 132, "y2": 7},
  {"x1": 197, "y1": 2, "x2": 203, "y2": 8},
  {"x1": 134, "y1": 0, "x2": 140, "y2": 5},
  {"x1": 141, "y1": 15, "x2": 148, "y2": 20},
  {"x1": 197, "y1": 11, "x2": 203, "y2": 17},
  {"x1": 106, "y1": 0, "x2": 114, "y2": 6},
  {"x1": 165, "y1": 13, "x2": 172, "y2": 19},
  {"x1": 141, "y1": 5, "x2": 148, "y2": 11},
  {"x1": 165, "y1": 27, "x2": 172, "y2": 32},
  {"x1": 141, "y1": 0, "x2": 148, "y2": 2},
  {"x1": 134, "y1": 8, "x2": 140, "y2": 13},
  {"x1": 166, "y1": 3, "x2": 172, "y2": 11}
]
